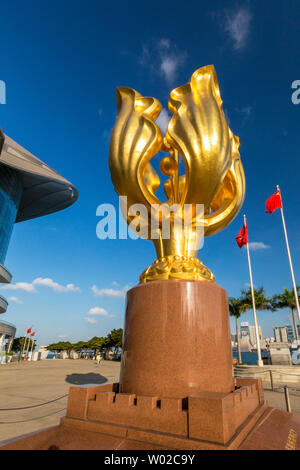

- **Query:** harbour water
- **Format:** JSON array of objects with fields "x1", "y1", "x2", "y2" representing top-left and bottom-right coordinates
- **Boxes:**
[
  {"x1": 232, "y1": 352, "x2": 260, "y2": 365},
  {"x1": 233, "y1": 350, "x2": 300, "y2": 365},
  {"x1": 47, "y1": 351, "x2": 299, "y2": 364}
]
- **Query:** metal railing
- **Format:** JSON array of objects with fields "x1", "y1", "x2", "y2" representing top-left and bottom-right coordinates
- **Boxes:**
[
  {"x1": 235, "y1": 368, "x2": 300, "y2": 413},
  {"x1": 0, "y1": 393, "x2": 68, "y2": 424}
]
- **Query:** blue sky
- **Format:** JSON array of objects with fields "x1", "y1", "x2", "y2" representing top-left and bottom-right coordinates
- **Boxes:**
[{"x1": 0, "y1": 0, "x2": 300, "y2": 346}]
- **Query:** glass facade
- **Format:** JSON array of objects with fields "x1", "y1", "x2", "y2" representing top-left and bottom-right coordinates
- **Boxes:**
[{"x1": 0, "y1": 164, "x2": 22, "y2": 264}]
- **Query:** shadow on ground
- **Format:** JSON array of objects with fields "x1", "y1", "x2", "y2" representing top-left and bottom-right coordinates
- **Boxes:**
[{"x1": 65, "y1": 373, "x2": 108, "y2": 385}]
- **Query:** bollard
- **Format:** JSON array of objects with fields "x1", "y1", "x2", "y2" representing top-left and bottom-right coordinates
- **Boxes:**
[
  {"x1": 284, "y1": 386, "x2": 291, "y2": 412},
  {"x1": 269, "y1": 370, "x2": 274, "y2": 391}
]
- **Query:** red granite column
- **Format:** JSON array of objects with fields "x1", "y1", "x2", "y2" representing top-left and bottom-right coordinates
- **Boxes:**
[{"x1": 119, "y1": 280, "x2": 234, "y2": 398}]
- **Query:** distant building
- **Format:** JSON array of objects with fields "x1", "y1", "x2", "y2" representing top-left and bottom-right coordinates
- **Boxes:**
[
  {"x1": 273, "y1": 326, "x2": 295, "y2": 343},
  {"x1": 265, "y1": 337, "x2": 275, "y2": 343},
  {"x1": 239, "y1": 335, "x2": 252, "y2": 352},
  {"x1": 288, "y1": 325, "x2": 300, "y2": 340},
  {"x1": 0, "y1": 130, "x2": 78, "y2": 313},
  {"x1": 0, "y1": 129, "x2": 78, "y2": 358},
  {"x1": 240, "y1": 322, "x2": 263, "y2": 347},
  {"x1": 286, "y1": 325, "x2": 294, "y2": 343},
  {"x1": 0, "y1": 320, "x2": 16, "y2": 364},
  {"x1": 269, "y1": 342, "x2": 292, "y2": 366},
  {"x1": 37, "y1": 346, "x2": 49, "y2": 360}
]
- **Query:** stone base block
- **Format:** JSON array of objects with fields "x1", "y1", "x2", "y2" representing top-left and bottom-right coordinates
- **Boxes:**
[
  {"x1": 1, "y1": 377, "x2": 300, "y2": 450},
  {"x1": 189, "y1": 378, "x2": 264, "y2": 444},
  {"x1": 60, "y1": 377, "x2": 266, "y2": 449}
]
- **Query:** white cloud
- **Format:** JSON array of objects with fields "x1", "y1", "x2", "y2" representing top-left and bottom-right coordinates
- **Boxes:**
[
  {"x1": 223, "y1": 7, "x2": 252, "y2": 50},
  {"x1": 88, "y1": 307, "x2": 109, "y2": 316},
  {"x1": 160, "y1": 57, "x2": 179, "y2": 83},
  {"x1": 8, "y1": 296, "x2": 22, "y2": 304},
  {"x1": 1, "y1": 282, "x2": 36, "y2": 293},
  {"x1": 58, "y1": 335, "x2": 68, "y2": 339},
  {"x1": 91, "y1": 284, "x2": 129, "y2": 299},
  {"x1": 88, "y1": 307, "x2": 113, "y2": 317},
  {"x1": 246, "y1": 242, "x2": 271, "y2": 251},
  {"x1": 85, "y1": 317, "x2": 98, "y2": 324},
  {"x1": 156, "y1": 108, "x2": 171, "y2": 133},
  {"x1": 1, "y1": 277, "x2": 80, "y2": 293},
  {"x1": 33, "y1": 278, "x2": 80, "y2": 293},
  {"x1": 139, "y1": 39, "x2": 186, "y2": 84},
  {"x1": 87, "y1": 306, "x2": 114, "y2": 318}
]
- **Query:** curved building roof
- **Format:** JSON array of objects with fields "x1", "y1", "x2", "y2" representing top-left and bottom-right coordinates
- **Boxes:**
[
  {"x1": 0, "y1": 320, "x2": 16, "y2": 338},
  {"x1": 0, "y1": 129, "x2": 78, "y2": 222}
]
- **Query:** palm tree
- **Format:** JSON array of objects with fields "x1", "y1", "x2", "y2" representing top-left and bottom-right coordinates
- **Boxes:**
[
  {"x1": 240, "y1": 286, "x2": 273, "y2": 312},
  {"x1": 229, "y1": 297, "x2": 247, "y2": 364},
  {"x1": 239, "y1": 286, "x2": 273, "y2": 351},
  {"x1": 272, "y1": 287, "x2": 300, "y2": 341}
]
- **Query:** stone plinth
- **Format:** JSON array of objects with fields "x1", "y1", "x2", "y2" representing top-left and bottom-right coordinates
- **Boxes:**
[
  {"x1": 61, "y1": 377, "x2": 264, "y2": 448},
  {"x1": 2, "y1": 280, "x2": 300, "y2": 450},
  {"x1": 120, "y1": 280, "x2": 234, "y2": 398},
  {"x1": 3, "y1": 377, "x2": 300, "y2": 450}
]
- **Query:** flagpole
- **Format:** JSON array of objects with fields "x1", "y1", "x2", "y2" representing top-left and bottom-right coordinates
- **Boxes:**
[
  {"x1": 277, "y1": 185, "x2": 300, "y2": 329},
  {"x1": 29, "y1": 339, "x2": 33, "y2": 361},
  {"x1": 22, "y1": 326, "x2": 33, "y2": 359},
  {"x1": 28, "y1": 337, "x2": 32, "y2": 360},
  {"x1": 25, "y1": 336, "x2": 29, "y2": 359},
  {"x1": 30, "y1": 336, "x2": 35, "y2": 361},
  {"x1": 244, "y1": 215, "x2": 264, "y2": 367},
  {"x1": 21, "y1": 335, "x2": 27, "y2": 357}
]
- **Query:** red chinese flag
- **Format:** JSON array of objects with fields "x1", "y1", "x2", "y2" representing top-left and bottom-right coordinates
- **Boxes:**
[
  {"x1": 235, "y1": 224, "x2": 248, "y2": 248},
  {"x1": 26, "y1": 327, "x2": 32, "y2": 334},
  {"x1": 30, "y1": 332, "x2": 35, "y2": 337},
  {"x1": 265, "y1": 189, "x2": 282, "y2": 214}
]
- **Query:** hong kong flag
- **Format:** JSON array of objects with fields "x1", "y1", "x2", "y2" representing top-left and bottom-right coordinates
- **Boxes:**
[
  {"x1": 30, "y1": 332, "x2": 35, "y2": 337},
  {"x1": 26, "y1": 327, "x2": 32, "y2": 334},
  {"x1": 235, "y1": 224, "x2": 248, "y2": 248},
  {"x1": 265, "y1": 189, "x2": 282, "y2": 214}
]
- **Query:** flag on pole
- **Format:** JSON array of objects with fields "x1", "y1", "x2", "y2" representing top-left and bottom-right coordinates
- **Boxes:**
[
  {"x1": 235, "y1": 215, "x2": 264, "y2": 366},
  {"x1": 235, "y1": 223, "x2": 248, "y2": 248},
  {"x1": 266, "y1": 186, "x2": 300, "y2": 331},
  {"x1": 265, "y1": 189, "x2": 282, "y2": 214},
  {"x1": 29, "y1": 332, "x2": 36, "y2": 361},
  {"x1": 26, "y1": 327, "x2": 32, "y2": 334}
]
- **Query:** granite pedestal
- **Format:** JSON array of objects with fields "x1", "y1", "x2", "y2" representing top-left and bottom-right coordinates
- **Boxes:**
[{"x1": 1, "y1": 281, "x2": 300, "y2": 450}]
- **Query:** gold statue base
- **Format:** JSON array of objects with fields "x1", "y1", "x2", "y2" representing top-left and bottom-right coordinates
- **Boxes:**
[
  {"x1": 2, "y1": 382, "x2": 300, "y2": 450},
  {"x1": 139, "y1": 255, "x2": 215, "y2": 283}
]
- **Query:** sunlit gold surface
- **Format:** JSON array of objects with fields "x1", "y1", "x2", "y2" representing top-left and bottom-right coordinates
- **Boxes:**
[
  {"x1": 109, "y1": 65, "x2": 245, "y2": 282},
  {"x1": 160, "y1": 156, "x2": 178, "y2": 176},
  {"x1": 139, "y1": 255, "x2": 215, "y2": 283}
]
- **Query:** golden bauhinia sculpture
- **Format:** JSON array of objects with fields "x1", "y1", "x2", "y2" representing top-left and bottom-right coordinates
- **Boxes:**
[{"x1": 109, "y1": 65, "x2": 245, "y2": 283}]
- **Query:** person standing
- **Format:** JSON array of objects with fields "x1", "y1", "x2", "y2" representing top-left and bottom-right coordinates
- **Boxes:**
[{"x1": 96, "y1": 353, "x2": 102, "y2": 365}]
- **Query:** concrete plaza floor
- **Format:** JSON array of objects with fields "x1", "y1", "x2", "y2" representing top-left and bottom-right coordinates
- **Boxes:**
[
  {"x1": 0, "y1": 358, "x2": 120, "y2": 443},
  {"x1": 0, "y1": 359, "x2": 300, "y2": 444}
]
